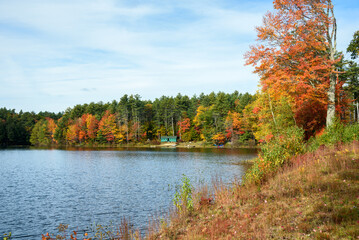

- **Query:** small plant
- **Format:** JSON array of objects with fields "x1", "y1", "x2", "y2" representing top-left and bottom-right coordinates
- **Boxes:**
[
  {"x1": 2, "y1": 232, "x2": 11, "y2": 240},
  {"x1": 173, "y1": 174, "x2": 193, "y2": 213},
  {"x1": 42, "y1": 219, "x2": 139, "y2": 240}
]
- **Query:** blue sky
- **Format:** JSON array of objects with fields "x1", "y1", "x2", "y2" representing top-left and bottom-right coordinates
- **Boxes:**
[{"x1": 0, "y1": 0, "x2": 358, "y2": 113}]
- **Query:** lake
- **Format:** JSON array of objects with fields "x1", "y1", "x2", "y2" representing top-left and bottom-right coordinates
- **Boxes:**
[{"x1": 0, "y1": 147, "x2": 257, "y2": 239}]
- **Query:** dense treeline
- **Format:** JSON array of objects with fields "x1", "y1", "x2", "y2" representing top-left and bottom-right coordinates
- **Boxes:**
[
  {"x1": 28, "y1": 91, "x2": 255, "y2": 146},
  {"x1": 0, "y1": 108, "x2": 62, "y2": 146}
]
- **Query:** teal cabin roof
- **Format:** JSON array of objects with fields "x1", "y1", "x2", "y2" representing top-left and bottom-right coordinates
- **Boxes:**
[{"x1": 161, "y1": 136, "x2": 177, "y2": 142}]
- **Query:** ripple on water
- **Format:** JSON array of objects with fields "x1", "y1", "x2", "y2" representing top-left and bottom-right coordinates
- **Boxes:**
[{"x1": 0, "y1": 147, "x2": 257, "y2": 239}]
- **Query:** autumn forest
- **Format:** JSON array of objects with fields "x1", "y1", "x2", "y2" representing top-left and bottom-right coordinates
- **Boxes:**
[
  {"x1": 0, "y1": 92, "x2": 256, "y2": 147},
  {"x1": 1, "y1": 0, "x2": 359, "y2": 150}
]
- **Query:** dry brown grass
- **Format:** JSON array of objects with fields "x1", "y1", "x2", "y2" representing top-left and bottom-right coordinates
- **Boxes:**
[{"x1": 154, "y1": 142, "x2": 359, "y2": 239}]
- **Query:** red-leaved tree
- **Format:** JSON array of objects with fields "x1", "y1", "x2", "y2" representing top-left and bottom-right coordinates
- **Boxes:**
[{"x1": 245, "y1": 0, "x2": 342, "y2": 133}]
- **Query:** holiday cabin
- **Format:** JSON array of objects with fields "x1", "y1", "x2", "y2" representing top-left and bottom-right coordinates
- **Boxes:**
[{"x1": 160, "y1": 136, "x2": 177, "y2": 143}]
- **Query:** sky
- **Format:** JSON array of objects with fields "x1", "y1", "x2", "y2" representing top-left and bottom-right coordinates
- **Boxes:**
[{"x1": 0, "y1": 0, "x2": 358, "y2": 113}]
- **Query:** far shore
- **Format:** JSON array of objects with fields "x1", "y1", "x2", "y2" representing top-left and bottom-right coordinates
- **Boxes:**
[{"x1": 4, "y1": 141, "x2": 259, "y2": 150}]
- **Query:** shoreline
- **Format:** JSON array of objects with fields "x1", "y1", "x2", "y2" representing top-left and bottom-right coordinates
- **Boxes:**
[{"x1": 3, "y1": 141, "x2": 259, "y2": 150}]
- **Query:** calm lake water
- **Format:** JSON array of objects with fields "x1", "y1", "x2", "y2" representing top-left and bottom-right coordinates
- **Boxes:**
[{"x1": 0, "y1": 147, "x2": 257, "y2": 239}]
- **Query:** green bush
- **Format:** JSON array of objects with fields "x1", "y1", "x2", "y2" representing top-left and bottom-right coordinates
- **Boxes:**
[
  {"x1": 238, "y1": 131, "x2": 252, "y2": 143},
  {"x1": 308, "y1": 120, "x2": 359, "y2": 151},
  {"x1": 2, "y1": 232, "x2": 11, "y2": 240},
  {"x1": 246, "y1": 121, "x2": 359, "y2": 184},
  {"x1": 173, "y1": 174, "x2": 193, "y2": 213},
  {"x1": 245, "y1": 126, "x2": 305, "y2": 184}
]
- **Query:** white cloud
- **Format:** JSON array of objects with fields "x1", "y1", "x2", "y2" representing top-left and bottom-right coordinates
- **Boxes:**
[{"x1": 0, "y1": 0, "x2": 288, "y2": 112}]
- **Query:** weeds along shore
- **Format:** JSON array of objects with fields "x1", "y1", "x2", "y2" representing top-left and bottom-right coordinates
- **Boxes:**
[{"x1": 152, "y1": 143, "x2": 359, "y2": 239}]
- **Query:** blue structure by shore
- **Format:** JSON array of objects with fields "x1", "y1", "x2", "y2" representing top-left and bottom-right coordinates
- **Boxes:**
[{"x1": 160, "y1": 136, "x2": 177, "y2": 143}]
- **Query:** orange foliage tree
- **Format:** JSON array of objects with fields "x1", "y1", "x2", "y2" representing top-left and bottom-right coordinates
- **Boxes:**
[
  {"x1": 177, "y1": 118, "x2": 191, "y2": 134},
  {"x1": 66, "y1": 122, "x2": 80, "y2": 144},
  {"x1": 85, "y1": 114, "x2": 98, "y2": 141},
  {"x1": 78, "y1": 116, "x2": 87, "y2": 143},
  {"x1": 212, "y1": 132, "x2": 226, "y2": 146},
  {"x1": 46, "y1": 117, "x2": 57, "y2": 143},
  {"x1": 98, "y1": 110, "x2": 118, "y2": 143},
  {"x1": 177, "y1": 117, "x2": 191, "y2": 141},
  {"x1": 245, "y1": 0, "x2": 342, "y2": 134},
  {"x1": 225, "y1": 111, "x2": 245, "y2": 141}
]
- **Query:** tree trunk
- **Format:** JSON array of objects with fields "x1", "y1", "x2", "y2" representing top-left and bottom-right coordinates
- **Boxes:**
[
  {"x1": 326, "y1": 75, "x2": 336, "y2": 127},
  {"x1": 171, "y1": 116, "x2": 174, "y2": 136},
  {"x1": 138, "y1": 118, "x2": 140, "y2": 141},
  {"x1": 326, "y1": 0, "x2": 337, "y2": 128},
  {"x1": 126, "y1": 115, "x2": 129, "y2": 144},
  {"x1": 164, "y1": 109, "x2": 168, "y2": 134},
  {"x1": 268, "y1": 93, "x2": 277, "y2": 130}
]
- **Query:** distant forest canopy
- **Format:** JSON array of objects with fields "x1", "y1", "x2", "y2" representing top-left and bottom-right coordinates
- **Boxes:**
[
  {"x1": 0, "y1": 108, "x2": 61, "y2": 146},
  {"x1": 0, "y1": 91, "x2": 256, "y2": 146}
]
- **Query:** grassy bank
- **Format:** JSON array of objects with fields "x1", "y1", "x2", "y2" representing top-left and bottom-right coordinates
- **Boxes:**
[{"x1": 152, "y1": 141, "x2": 359, "y2": 239}]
